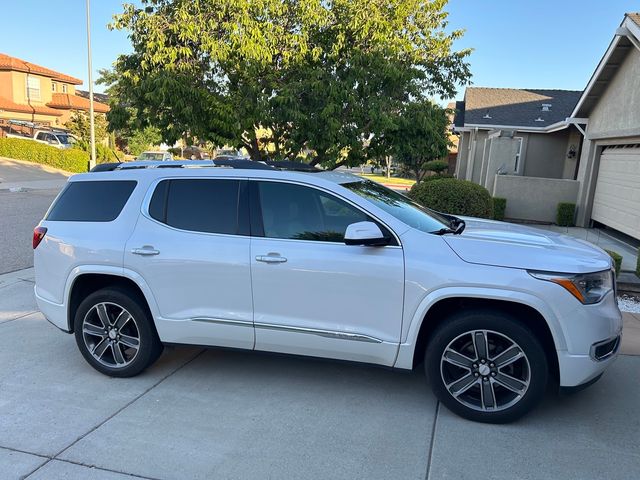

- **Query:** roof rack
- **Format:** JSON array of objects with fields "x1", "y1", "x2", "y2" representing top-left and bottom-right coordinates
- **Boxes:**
[{"x1": 90, "y1": 159, "x2": 319, "y2": 173}]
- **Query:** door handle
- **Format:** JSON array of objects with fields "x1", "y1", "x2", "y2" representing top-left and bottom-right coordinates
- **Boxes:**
[
  {"x1": 131, "y1": 246, "x2": 160, "y2": 256},
  {"x1": 256, "y1": 254, "x2": 287, "y2": 264}
]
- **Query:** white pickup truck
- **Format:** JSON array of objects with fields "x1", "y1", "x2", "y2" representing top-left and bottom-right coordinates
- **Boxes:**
[{"x1": 4, "y1": 127, "x2": 77, "y2": 149}]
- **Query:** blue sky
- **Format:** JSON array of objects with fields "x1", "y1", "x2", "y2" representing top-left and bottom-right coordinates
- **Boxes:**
[{"x1": 2, "y1": 0, "x2": 638, "y2": 100}]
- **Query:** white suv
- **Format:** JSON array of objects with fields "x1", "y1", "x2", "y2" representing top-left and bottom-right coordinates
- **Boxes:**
[{"x1": 33, "y1": 162, "x2": 622, "y2": 423}]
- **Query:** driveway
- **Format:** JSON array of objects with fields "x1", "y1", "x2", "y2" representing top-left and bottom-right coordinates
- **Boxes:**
[
  {"x1": 0, "y1": 158, "x2": 68, "y2": 274},
  {"x1": 1, "y1": 268, "x2": 639, "y2": 480}
]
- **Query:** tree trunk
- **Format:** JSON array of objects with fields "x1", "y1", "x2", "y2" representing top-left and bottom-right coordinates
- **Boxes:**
[{"x1": 385, "y1": 156, "x2": 392, "y2": 178}]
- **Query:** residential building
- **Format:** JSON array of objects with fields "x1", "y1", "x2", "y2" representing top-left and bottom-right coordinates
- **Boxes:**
[
  {"x1": 572, "y1": 13, "x2": 640, "y2": 240},
  {"x1": 453, "y1": 88, "x2": 583, "y2": 222},
  {"x1": 0, "y1": 53, "x2": 108, "y2": 127}
]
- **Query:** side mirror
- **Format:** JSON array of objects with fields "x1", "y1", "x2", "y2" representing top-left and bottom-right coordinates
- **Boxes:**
[{"x1": 344, "y1": 221, "x2": 389, "y2": 246}]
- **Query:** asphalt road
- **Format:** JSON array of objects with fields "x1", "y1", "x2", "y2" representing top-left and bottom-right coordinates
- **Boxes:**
[{"x1": 0, "y1": 188, "x2": 59, "y2": 274}]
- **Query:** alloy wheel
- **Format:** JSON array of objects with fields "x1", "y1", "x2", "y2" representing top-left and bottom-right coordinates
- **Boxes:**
[
  {"x1": 82, "y1": 302, "x2": 141, "y2": 368},
  {"x1": 440, "y1": 329, "x2": 531, "y2": 412}
]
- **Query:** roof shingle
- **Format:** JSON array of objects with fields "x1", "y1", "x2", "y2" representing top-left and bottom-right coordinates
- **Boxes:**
[
  {"x1": 460, "y1": 87, "x2": 582, "y2": 129},
  {"x1": 628, "y1": 13, "x2": 640, "y2": 27},
  {"x1": 47, "y1": 93, "x2": 109, "y2": 113},
  {"x1": 0, "y1": 96, "x2": 62, "y2": 116},
  {"x1": 0, "y1": 53, "x2": 82, "y2": 85}
]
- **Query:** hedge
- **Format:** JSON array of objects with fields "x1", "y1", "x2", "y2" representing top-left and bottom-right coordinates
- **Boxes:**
[
  {"x1": 409, "y1": 178, "x2": 494, "y2": 219},
  {"x1": 604, "y1": 249, "x2": 622, "y2": 276},
  {"x1": 493, "y1": 197, "x2": 507, "y2": 221},
  {"x1": 556, "y1": 202, "x2": 576, "y2": 226},
  {"x1": 0, "y1": 137, "x2": 89, "y2": 173}
]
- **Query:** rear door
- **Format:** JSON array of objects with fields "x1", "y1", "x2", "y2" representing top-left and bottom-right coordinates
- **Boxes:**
[
  {"x1": 124, "y1": 178, "x2": 254, "y2": 349},
  {"x1": 249, "y1": 180, "x2": 404, "y2": 366}
]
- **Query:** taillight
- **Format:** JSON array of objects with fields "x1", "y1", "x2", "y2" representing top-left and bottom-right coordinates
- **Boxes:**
[{"x1": 33, "y1": 226, "x2": 47, "y2": 249}]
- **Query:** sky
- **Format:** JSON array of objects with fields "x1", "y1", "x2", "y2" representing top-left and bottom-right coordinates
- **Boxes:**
[{"x1": 1, "y1": 0, "x2": 639, "y2": 100}]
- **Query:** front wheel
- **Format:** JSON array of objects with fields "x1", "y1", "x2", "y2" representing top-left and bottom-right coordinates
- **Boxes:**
[
  {"x1": 425, "y1": 310, "x2": 548, "y2": 423},
  {"x1": 74, "y1": 287, "x2": 163, "y2": 377}
]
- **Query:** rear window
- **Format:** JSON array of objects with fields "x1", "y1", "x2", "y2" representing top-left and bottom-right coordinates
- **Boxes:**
[
  {"x1": 47, "y1": 180, "x2": 137, "y2": 222},
  {"x1": 148, "y1": 179, "x2": 240, "y2": 235}
]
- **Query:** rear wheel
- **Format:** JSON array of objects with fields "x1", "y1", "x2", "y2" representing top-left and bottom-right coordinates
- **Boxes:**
[
  {"x1": 425, "y1": 309, "x2": 548, "y2": 423},
  {"x1": 74, "y1": 287, "x2": 163, "y2": 377}
]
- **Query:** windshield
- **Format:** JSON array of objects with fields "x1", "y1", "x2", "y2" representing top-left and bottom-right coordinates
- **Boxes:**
[
  {"x1": 342, "y1": 180, "x2": 449, "y2": 234},
  {"x1": 138, "y1": 152, "x2": 165, "y2": 160},
  {"x1": 55, "y1": 134, "x2": 75, "y2": 145}
]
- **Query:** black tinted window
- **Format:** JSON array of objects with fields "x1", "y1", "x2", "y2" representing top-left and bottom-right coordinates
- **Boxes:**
[
  {"x1": 151, "y1": 179, "x2": 240, "y2": 235},
  {"x1": 47, "y1": 180, "x2": 136, "y2": 222},
  {"x1": 258, "y1": 182, "x2": 369, "y2": 242}
]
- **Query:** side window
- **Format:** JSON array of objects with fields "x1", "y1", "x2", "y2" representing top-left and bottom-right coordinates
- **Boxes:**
[
  {"x1": 36, "y1": 132, "x2": 46, "y2": 141},
  {"x1": 149, "y1": 179, "x2": 240, "y2": 235},
  {"x1": 46, "y1": 181, "x2": 137, "y2": 222},
  {"x1": 257, "y1": 181, "x2": 369, "y2": 242}
]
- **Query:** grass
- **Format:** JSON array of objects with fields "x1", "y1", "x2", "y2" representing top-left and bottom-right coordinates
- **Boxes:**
[{"x1": 355, "y1": 173, "x2": 416, "y2": 186}]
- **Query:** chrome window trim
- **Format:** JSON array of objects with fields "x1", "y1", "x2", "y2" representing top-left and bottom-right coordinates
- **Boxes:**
[{"x1": 192, "y1": 317, "x2": 253, "y2": 328}]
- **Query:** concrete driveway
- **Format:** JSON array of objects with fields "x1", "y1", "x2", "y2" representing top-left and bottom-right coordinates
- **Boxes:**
[{"x1": 1, "y1": 268, "x2": 639, "y2": 480}]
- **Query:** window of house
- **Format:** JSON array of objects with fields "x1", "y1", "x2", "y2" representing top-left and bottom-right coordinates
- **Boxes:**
[
  {"x1": 51, "y1": 82, "x2": 57, "y2": 92},
  {"x1": 26, "y1": 75, "x2": 41, "y2": 101},
  {"x1": 514, "y1": 137, "x2": 523, "y2": 172},
  {"x1": 62, "y1": 84, "x2": 68, "y2": 93}
]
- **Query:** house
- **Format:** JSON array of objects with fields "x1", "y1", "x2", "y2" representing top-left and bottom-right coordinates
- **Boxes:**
[
  {"x1": 453, "y1": 88, "x2": 584, "y2": 222},
  {"x1": 571, "y1": 13, "x2": 640, "y2": 240},
  {"x1": 0, "y1": 53, "x2": 109, "y2": 127}
]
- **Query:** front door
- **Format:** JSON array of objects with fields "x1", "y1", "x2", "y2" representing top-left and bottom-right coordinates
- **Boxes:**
[
  {"x1": 124, "y1": 177, "x2": 254, "y2": 349},
  {"x1": 249, "y1": 180, "x2": 404, "y2": 366}
]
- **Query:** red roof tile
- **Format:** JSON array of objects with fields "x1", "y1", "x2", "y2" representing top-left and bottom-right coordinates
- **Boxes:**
[
  {"x1": 47, "y1": 93, "x2": 109, "y2": 113},
  {"x1": 0, "y1": 96, "x2": 62, "y2": 116},
  {"x1": 0, "y1": 53, "x2": 82, "y2": 85}
]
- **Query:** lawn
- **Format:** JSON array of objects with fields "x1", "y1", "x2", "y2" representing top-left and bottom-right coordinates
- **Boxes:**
[{"x1": 355, "y1": 173, "x2": 416, "y2": 187}]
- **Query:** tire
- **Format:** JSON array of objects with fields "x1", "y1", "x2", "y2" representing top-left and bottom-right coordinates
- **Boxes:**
[
  {"x1": 74, "y1": 287, "x2": 163, "y2": 377},
  {"x1": 425, "y1": 309, "x2": 548, "y2": 423}
]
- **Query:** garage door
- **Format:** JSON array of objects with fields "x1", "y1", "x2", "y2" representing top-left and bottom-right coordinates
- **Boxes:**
[{"x1": 592, "y1": 145, "x2": 640, "y2": 239}]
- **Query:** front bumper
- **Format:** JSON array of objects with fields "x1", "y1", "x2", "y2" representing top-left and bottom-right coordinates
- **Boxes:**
[{"x1": 557, "y1": 334, "x2": 621, "y2": 387}]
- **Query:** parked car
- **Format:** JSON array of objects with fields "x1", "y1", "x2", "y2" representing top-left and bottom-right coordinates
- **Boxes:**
[
  {"x1": 136, "y1": 151, "x2": 173, "y2": 161},
  {"x1": 4, "y1": 127, "x2": 77, "y2": 149},
  {"x1": 33, "y1": 165, "x2": 621, "y2": 423}
]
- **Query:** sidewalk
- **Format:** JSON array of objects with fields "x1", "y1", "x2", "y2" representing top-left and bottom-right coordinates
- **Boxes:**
[{"x1": 0, "y1": 157, "x2": 70, "y2": 192}]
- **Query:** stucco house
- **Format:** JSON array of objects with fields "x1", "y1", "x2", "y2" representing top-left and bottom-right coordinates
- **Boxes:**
[
  {"x1": 0, "y1": 53, "x2": 109, "y2": 127},
  {"x1": 572, "y1": 13, "x2": 640, "y2": 240},
  {"x1": 453, "y1": 88, "x2": 584, "y2": 222}
]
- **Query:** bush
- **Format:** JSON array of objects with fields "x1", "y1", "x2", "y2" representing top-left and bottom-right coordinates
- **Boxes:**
[
  {"x1": 0, "y1": 138, "x2": 88, "y2": 173},
  {"x1": 604, "y1": 250, "x2": 622, "y2": 276},
  {"x1": 493, "y1": 197, "x2": 507, "y2": 221},
  {"x1": 422, "y1": 173, "x2": 454, "y2": 182},
  {"x1": 557, "y1": 202, "x2": 576, "y2": 226},
  {"x1": 409, "y1": 178, "x2": 494, "y2": 218},
  {"x1": 75, "y1": 139, "x2": 119, "y2": 164},
  {"x1": 423, "y1": 160, "x2": 449, "y2": 174}
]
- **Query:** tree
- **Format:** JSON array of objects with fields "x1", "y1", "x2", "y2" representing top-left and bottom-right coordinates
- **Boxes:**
[
  {"x1": 65, "y1": 111, "x2": 108, "y2": 144},
  {"x1": 127, "y1": 127, "x2": 163, "y2": 156},
  {"x1": 105, "y1": 0, "x2": 471, "y2": 167},
  {"x1": 393, "y1": 101, "x2": 451, "y2": 182}
]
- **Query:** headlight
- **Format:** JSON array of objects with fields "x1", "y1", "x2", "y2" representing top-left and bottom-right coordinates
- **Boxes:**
[{"x1": 528, "y1": 270, "x2": 613, "y2": 304}]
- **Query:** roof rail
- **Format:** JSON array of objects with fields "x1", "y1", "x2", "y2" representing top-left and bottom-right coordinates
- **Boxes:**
[{"x1": 116, "y1": 160, "x2": 216, "y2": 170}]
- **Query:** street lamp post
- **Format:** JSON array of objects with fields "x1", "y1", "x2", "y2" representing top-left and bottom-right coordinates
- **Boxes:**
[{"x1": 86, "y1": 0, "x2": 96, "y2": 170}]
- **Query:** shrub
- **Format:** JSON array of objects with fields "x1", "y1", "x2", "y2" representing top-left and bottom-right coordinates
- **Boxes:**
[
  {"x1": 0, "y1": 138, "x2": 88, "y2": 173},
  {"x1": 493, "y1": 197, "x2": 507, "y2": 221},
  {"x1": 409, "y1": 178, "x2": 494, "y2": 218},
  {"x1": 423, "y1": 173, "x2": 454, "y2": 182},
  {"x1": 557, "y1": 202, "x2": 576, "y2": 226},
  {"x1": 423, "y1": 160, "x2": 449, "y2": 174},
  {"x1": 604, "y1": 250, "x2": 622, "y2": 276},
  {"x1": 75, "y1": 139, "x2": 120, "y2": 164}
]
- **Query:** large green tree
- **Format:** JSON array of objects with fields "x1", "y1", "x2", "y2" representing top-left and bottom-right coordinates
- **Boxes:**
[
  {"x1": 392, "y1": 101, "x2": 452, "y2": 182},
  {"x1": 105, "y1": 0, "x2": 470, "y2": 167}
]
